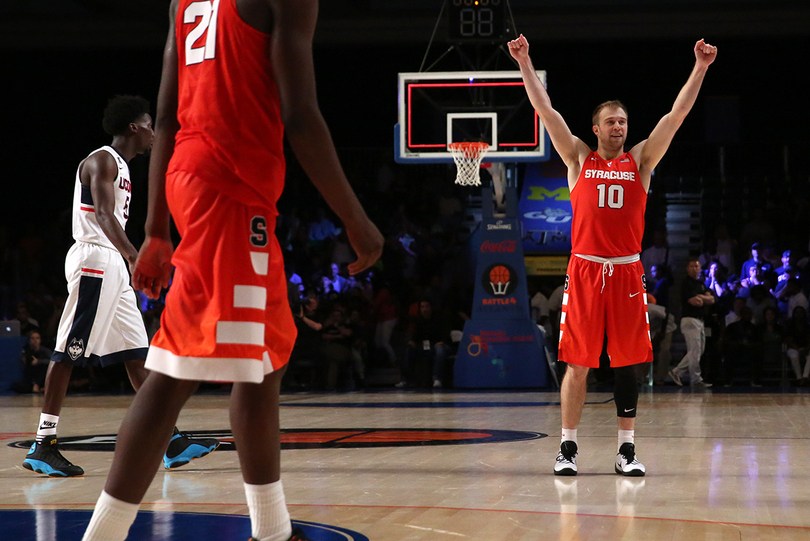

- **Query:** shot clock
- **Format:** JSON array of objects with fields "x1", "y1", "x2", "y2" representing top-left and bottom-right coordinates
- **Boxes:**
[{"x1": 447, "y1": 0, "x2": 506, "y2": 42}]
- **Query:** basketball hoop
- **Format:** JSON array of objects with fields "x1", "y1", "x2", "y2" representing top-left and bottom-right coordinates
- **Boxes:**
[{"x1": 449, "y1": 142, "x2": 489, "y2": 186}]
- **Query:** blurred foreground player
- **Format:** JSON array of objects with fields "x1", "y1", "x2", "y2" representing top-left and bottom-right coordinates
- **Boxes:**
[
  {"x1": 81, "y1": 1, "x2": 383, "y2": 540},
  {"x1": 509, "y1": 34, "x2": 716, "y2": 476},
  {"x1": 23, "y1": 95, "x2": 218, "y2": 478}
]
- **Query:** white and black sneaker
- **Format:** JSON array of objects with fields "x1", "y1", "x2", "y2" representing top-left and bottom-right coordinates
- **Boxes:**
[
  {"x1": 614, "y1": 442, "x2": 645, "y2": 477},
  {"x1": 554, "y1": 441, "x2": 578, "y2": 476}
]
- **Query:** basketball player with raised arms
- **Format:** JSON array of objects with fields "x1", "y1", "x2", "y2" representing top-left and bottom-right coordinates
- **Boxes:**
[
  {"x1": 508, "y1": 34, "x2": 717, "y2": 476},
  {"x1": 81, "y1": 1, "x2": 383, "y2": 541},
  {"x1": 22, "y1": 95, "x2": 218, "y2": 479}
]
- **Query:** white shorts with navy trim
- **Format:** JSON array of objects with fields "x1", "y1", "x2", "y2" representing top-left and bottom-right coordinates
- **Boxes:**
[{"x1": 52, "y1": 242, "x2": 149, "y2": 367}]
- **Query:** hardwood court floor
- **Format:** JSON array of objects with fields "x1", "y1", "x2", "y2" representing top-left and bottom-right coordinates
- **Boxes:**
[{"x1": 2, "y1": 389, "x2": 810, "y2": 540}]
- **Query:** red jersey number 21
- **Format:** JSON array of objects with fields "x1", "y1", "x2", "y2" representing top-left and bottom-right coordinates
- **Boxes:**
[{"x1": 184, "y1": 0, "x2": 220, "y2": 66}]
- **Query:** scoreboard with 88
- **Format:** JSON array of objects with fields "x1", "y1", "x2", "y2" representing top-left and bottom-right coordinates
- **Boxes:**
[{"x1": 447, "y1": 0, "x2": 506, "y2": 42}]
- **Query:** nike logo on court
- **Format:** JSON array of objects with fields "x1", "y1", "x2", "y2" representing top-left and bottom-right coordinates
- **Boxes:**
[
  {"x1": 624, "y1": 408, "x2": 635, "y2": 413},
  {"x1": 629, "y1": 292, "x2": 640, "y2": 297}
]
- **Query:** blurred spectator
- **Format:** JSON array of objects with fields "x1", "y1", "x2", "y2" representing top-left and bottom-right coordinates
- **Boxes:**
[
  {"x1": 774, "y1": 249, "x2": 793, "y2": 276},
  {"x1": 704, "y1": 261, "x2": 733, "y2": 313},
  {"x1": 318, "y1": 307, "x2": 355, "y2": 391},
  {"x1": 372, "y1": 276, "x2": 398, "y2": 366},
  {"x1": 12, "y1": 330, "x2": 51, "y2": 393},
  {"x1": 321, "y1": 262, "x2": 347, "y2": 295},
  {"x1": 397, "y1": 299, "x2": 451, "y2": 388},
  {"x1": 773, "y1": 264, "x2": 799, "y2": 298},
  {"x1": 285, "y1": 263, "x2": 303, "y2": 294},
  {"x1": 704, "y1": 261, "x2": 729, "y2": 296},
  {"x1": 725, "y1": 296, "x2": 746, "y2": 327},
  {"x1": 763, "y1": 245, "x2": 783, "y2": 275},
  {"x1": 308, "y1": 207, "x2": 341, "y2": 244},
  {"x1": 740, "y1": 243, "x2": 772, "y2": 283},
  {"x1": 774, "y1": 278, "x2": 809, "y2": 319},
  {"x1": 650, "y1": 264, "x2": 675, "y2": 385},
  {"x1": 786, "y1": 305, "x2": 810, "y2": 385},
  {"x1": 14, "y1": 301, "x2": 39, "y2": 336},
  {"x1": 331, "y1": 230, "x2": 355, "y2": 269},
  {"x1": 641, "y1": 229, "x2": 673, "y2": 277},
  {"x1": 530, "y1": 280, "x2": 550, "y2": 326},
  {"x1": 746, "y1": 285, "x2": 777, "y2": 325},
  {"x1": 737, "y1": 264, "x2": 766, "y2": 299},
  {"x1": 43, "y1": 295, "x2": 66, "y2": 346}
]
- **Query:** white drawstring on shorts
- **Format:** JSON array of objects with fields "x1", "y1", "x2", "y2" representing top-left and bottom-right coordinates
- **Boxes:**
[{"x1": 574, "y1": 253, "x2": 640, "y2": 293}]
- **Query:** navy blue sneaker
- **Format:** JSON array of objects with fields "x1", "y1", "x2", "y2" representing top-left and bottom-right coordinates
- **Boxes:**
[
  {"x1": 23, "y1": 436, "x2": 84, "y2": 477},
  {"x1": 163, "y1": 432, "x2": 220, "y2": 470}
]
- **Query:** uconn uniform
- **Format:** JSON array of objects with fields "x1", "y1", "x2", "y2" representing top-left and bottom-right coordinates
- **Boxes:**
[
  {"x1": 557, "y1": 151, "x2": 653, "y2": 368},
  {"x1": 52, "y1": 146, "x2": 149, "y2": 366}
]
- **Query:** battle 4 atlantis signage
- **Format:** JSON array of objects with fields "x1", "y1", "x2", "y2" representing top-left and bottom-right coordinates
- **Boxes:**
[{"x1": 454, "y1": 187, "x2": 548, "y2": 389}]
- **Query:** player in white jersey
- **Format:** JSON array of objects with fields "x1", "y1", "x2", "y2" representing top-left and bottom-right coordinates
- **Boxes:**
[{"x1": 23, "y1": 96, "x2": 219, "y2": 477}]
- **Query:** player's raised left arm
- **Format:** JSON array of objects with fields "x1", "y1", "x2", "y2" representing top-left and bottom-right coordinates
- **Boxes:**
[{"x1": 634, "y1": 39, "x2": 717, "y2": 185}]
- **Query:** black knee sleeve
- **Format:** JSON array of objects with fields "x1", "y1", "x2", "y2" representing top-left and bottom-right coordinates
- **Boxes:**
[{"x1": 614, "y1": 366, "x2": 639, "y2": 418}]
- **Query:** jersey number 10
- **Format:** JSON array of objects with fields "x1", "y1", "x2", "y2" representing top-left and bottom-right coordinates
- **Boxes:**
[
  {"x1": 596, "y1": 183, "x2": 625, "y2": 209},
  {"x1": 184, "y1": 0, "x2": 220, "y2": 66}
]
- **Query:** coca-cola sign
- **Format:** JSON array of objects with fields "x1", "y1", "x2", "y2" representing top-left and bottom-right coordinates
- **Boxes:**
[{"x1": 480, "y1": 240, "x2": 517, "y2": 253}]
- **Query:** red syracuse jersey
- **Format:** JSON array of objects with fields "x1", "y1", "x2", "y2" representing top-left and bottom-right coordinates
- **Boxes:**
[
  {"x1": 170, "y1": 0, "x2": 285, "y2": 212},
  {"x1": 570, "y1": 151, "x2": 647, "y2": 257}
]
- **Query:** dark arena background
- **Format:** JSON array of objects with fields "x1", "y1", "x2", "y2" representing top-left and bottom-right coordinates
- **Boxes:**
[{"x1": 2, "y1": 2, "x2": 810, "y2": 541}]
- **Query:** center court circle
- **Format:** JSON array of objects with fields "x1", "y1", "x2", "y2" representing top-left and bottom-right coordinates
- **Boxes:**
[
  {"x1": 0, "y1": 510, "x2": 368, "y2": 541},
  {"x1": 10, "y1": 428, "x2": 545, "y2": 452}
]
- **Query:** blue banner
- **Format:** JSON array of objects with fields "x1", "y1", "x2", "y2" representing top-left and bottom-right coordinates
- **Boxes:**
[{"x1": 519, "y1": 162, "x2": 573, "y2": 254}]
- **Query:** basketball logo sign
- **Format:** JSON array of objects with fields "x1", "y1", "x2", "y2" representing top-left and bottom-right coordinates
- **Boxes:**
[{"x1": 482, "y1": 263, "x2": 518, "y2": 296}]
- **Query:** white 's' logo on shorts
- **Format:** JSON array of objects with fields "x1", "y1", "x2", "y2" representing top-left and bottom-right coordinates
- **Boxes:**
[{"x1": 67, "y1": 338, "x2": 84, "y2": 361}]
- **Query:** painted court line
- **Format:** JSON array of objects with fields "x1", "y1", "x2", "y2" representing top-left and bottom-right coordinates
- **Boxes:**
[{"x1": 4, "y1": 502, "x2": 808, "y2": 531}]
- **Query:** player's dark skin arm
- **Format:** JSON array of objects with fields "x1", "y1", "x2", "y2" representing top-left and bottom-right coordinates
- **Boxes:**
[
  {"x1": 83, "y1": 154, "x2": 139, "y2": 267},
  {"x1": 265, "y1": 0, "x2": 383, "y2": 275},
  {"x1": 133, "y1": 0, "x2": 179, "y2": 298}
]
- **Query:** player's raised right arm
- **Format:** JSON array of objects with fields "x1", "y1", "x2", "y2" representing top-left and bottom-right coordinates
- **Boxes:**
[
  {"x1": 269, "y1": 0, "x2": 383, "y2": 275},
  {"x1": 133, "y1": 0, "x2": 179, "y2": 299},
  {"x1": 508, "y1": 34, "x2": 589, "y2": 169}
]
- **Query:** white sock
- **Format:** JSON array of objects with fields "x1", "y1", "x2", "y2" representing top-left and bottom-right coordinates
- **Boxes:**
[
  {"x1": 245, "y1": 480, "x2": 291, "y2": 541},
  {"x1": 37, "y1": 413, "x2": 59, "y2": 442},
  {"x1": 561, "y1": 428, "x2": 577, "y2": 445},
  {"x1": 81, "y1": 491, "x2": 139, "y2": 541},
  {"x1": 618, "y1": 429, "x2": 635, "y2": 449}
]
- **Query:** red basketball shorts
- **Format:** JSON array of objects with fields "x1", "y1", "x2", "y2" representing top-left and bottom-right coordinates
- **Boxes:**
[
  {"x1": 144, "y1": 170, "x2": 296, "y2": 383},
  {"x1": 557, "y1": 254, "x2": 652, "y2": 368}
]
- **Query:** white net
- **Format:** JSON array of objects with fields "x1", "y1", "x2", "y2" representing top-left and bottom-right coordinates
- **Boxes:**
[{"x1": 449, "y1": 142, "x2": 489, "y2": 186}]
